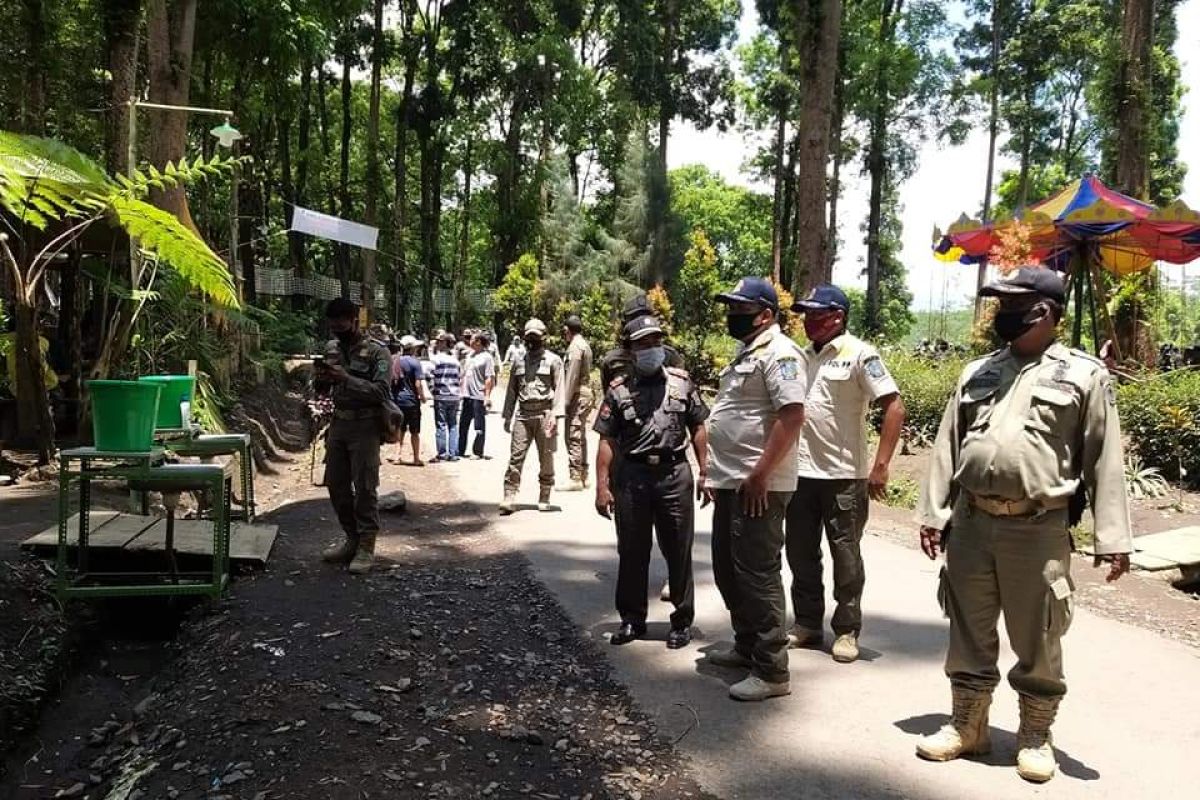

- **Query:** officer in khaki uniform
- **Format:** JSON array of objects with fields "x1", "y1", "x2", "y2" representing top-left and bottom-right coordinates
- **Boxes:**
[
  {"x1": 788, "y1": 284, "x2": 906, "y2": 664},
  {"x1": 915, "y1": 267, "x2": 1132, "y2": 783},
  {"x1": 317, "y1": 298, "x2": 393, "y2": 574},
  {"x1": 703, "y1": 278, "x2": 808, "y2": 703},
  {"x1": 561, "y1": 315, "x2": 595, "y2": 490},
  {"x1": 500, "y1": 318, "x2": 565, "y2": 514},
  {"x1": 594, "y1": 316, "x2": 709, "y2": 650}
]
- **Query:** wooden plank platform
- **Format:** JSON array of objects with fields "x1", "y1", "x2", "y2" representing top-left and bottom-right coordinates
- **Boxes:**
[
  {"x1": 1128, "y1": 526, "x2": 1200, "y2": 572},
  {"x1": 22, "y1": 513, "x2": 278, "y2": 566}
]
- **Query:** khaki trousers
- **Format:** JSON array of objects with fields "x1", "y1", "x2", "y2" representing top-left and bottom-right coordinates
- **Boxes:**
[
  {"x1": 505, "y1": 412, "x2": 555, "y2": 499},
  {"x1": 941, "y1": 500, "x2": 1074, "y2": 700},
  {"x1": 565, "y1": 391, "x2": 594, "y2": 482},
  {"x1": 325, "y1": 417, "x2": 382, "y2": 539}
]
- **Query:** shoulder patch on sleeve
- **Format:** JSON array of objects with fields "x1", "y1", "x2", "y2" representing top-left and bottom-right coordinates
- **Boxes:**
[
  {"x1": 864, "y1": 355, "x2": 886, "y2": 380},
  {"x1": 778, "y1": 358, "x2": 800, "y2": 381}
]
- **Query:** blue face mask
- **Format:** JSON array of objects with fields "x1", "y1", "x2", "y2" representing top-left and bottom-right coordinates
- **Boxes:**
[{"x1": 634, "y1": 346, "x2": 666, "y2": 376}]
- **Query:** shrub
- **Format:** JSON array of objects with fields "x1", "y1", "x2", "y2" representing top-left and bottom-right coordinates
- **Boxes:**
[
  {"x1": 1117, "y1": 370, "x2": 1200, "y2": 487},
  {"x1": 675, "y1": 331, "x2": 738, "y2": 388},
  {"x1": 879, "y1": 349, "x2": 969, "y2": 448},
  {"x1": 491, "y1": 253, "x2": 540, "y2": 334},
  {"x1": 258, "y1": 307, "x2": 320, "y2": 355},
  {"x1": 646, "y1": 284, "x2": 674, "y2": 333}
]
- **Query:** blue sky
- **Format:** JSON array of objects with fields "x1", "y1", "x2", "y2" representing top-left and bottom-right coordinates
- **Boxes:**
[{"x1": 670, "y1": 0, "x2": 1200, "y2": 311}]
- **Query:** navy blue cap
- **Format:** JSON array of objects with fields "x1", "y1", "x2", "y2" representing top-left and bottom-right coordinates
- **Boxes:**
[
  {"x1": 715, "y1": 277, "x2": 779, "y2": 311},
  {"x1": 793, "y1": 284, "x2": 850, "y2": 313},
  {"x1": 622, "y1": 293, "x2": 652, "y2": 321},
  {"x1": 979, "y1": 267, "x2": 1066, "y2": 305}
]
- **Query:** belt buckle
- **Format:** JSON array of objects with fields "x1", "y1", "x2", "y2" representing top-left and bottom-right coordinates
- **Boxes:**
[{"x1": 646, "y1": 454, "x2": 661, "y2": 466}]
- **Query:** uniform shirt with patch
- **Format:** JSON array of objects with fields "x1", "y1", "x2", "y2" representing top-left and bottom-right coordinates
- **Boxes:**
[
  {"x1": 798, "y1": 333, "x2": 900, "y2": 480},
  {"x1": 916, "y1": 342, "x2": 1132, "y2": 555},
  {"x1": 329, "y1": 338, "x2": 392, "y2": 411},
  {"x1": 593, "y1": 368, "x2": 709, "y2": 457},
  {"x1": 502, "y1": 349, "x2": 566, "y2": 420},
  {"x1": 705, "y1": 324, "x2": 808, "y2": 492}
]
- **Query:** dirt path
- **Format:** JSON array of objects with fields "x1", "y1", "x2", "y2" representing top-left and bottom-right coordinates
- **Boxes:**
[{"x1": 1, "y1": 448, "x2": 714, "y2": 799}]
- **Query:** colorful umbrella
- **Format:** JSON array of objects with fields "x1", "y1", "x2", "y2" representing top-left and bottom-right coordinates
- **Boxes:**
[{"x1": 933, "y1": 175, "x2": 1200, "y2": 277}]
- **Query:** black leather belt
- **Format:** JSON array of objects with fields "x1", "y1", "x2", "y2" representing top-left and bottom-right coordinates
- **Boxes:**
[{"x1": 625, "y1": 451, "x2": 685, "y2": 467}]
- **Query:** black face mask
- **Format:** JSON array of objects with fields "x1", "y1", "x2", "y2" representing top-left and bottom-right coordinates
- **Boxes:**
[
  {"x1": 726, "y1": 313, "x2": 761, "y2": 341},
  {"x1": 334, "y1": 328, "x2": 359, "y2": 346},
  {"x1": 525, "y1": 336, "x2": 543, "y2": 352},
  {"x1": 993, "y1": 307, "x2": 1042, "y2": 343}
]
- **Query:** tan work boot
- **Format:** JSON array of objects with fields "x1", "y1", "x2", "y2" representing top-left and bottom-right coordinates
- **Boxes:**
[
  {"x1": 786, "y1": 625, "x2": 824, "y2": 649},
  {"x1": 729, "y1": 675, "x2": 791, "y2": 702},
  {"x1": 832, "y1": 633, "x2": 859, "y2": 663},
  {"x1": 1016, "y1": 695, "x2": 1060, "y2": 783},
  {"x1": 348, "y1": 533, "x2": 376, "y2": 575},
  {"x1": 322, "y1": 536, "x2": 358, "y2": 564},
  {"x1": 498, "y1": 495, "x2": 516, "y2": 515},
  {"x1": 560, "y1": 479, "x2": 586, "y2": 492},
  {"x1": 915, "y1": 687, "x2": 993, "y2": 761}
]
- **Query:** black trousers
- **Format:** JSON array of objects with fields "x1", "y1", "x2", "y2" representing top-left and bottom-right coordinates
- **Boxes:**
[
  {"x1": 785, "y1": 477, "x2": 868, "y2": 635},
  {"x1": 457, "y1": 397, "x2": 486, "y2": 457},
  {"x1": 613, "y1": 459, "x2": 695, "y2": 629},
  {"x1": 711, "y1": 488, "x2": 792, "y2": 683}
]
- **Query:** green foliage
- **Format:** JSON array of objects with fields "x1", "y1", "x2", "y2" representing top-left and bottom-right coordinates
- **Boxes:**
[
  {"x1": 668, "y1": 165, "x2": 771, "y2": 279},
  {"x1": 1117, "y1": 371, "x2": 1200, "y2": 487},
  {"x1": 258, "y1": 307, "x2": 321, "y2": 355},
  {"x1": 1125, "y1": 455, "x2": 1170, "y2": 500},
  {"x1": 491, "y1": 254, "x2": 541, "y2": 334},
  {"x1": 879, "y1": 476, "x2": 920, "y2": 510},
  {"x1": 675, "y1": 229, "x2": 723, "y2": 338},
  {"x1": 881, "y1": 350, "x2": 969, "y2": 447}
]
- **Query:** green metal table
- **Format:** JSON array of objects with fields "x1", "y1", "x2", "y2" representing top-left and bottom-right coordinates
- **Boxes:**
[
  {"x1": 164, "y1": 432, "x2": 256, "y2": 522},
  {"x1": 56, "y1": 447, "x2": 232, "y2": 600}
]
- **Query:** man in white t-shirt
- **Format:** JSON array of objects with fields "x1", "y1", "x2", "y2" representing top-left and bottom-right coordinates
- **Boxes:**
[
  {"x1": 458, "y1": 332, "x2": 496, "y2": 458},
  {"x1": 787, "y1": 284, "x2": 905, "y2": 664}
]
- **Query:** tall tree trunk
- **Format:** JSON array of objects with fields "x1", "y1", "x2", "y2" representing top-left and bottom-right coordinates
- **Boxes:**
[
  {"x1": 418, "y1": 133, "x2": 441, "y2": 333},
  {"x1": 495, "y1": 91, "x2": 526, "y2": 284},
  {"x1": 791, "y1": 0, "x2": 842, "y2": 292},
  {"x1": 975, "y1": 0, "x2": 1002, "y2": 321},
  {"x1": 1015, "y1": 76, "x2": 1035, "y2": 208},
  {"x1": 394, "y1": 47, "x2": 418, "y2": 330},
  {"x1": 337, "y1": 50, "x2": 353, "y2": 300},
  {"x1": 362, "y1": 0, "x2": 385, "y2": 321},
  {"x1": 864, "y1": 0, "x2": 900, "y2": 335},
  {"x1": 1115, "y1": 0, "x2": 1155, "y2": 199},
  {"x1": 21, "y1": 0, "x2": 48, "y2": 133},
  {"x1": 145, "y1": 0, "x2": 198, "y2": 227},
  {"x1": 288, "y1": 58, "x2": 313, "y2": 310},
  {"x1": 827, "y1": 13, "x2": 847, "y2": 278},
  {"x1": 316, "y1": 68, "x2": 338, "y2": 217},
  {"x1": 649, "y1": 0, "x2": 678, "y2": 285},
  {"x1": 780, "y1": 130, "x2": 800, "y2": 290},
  {"x1": 102, "y1": 0, "x2": 143, "y2": 175},
  {"x1": 13, "y1": 301, "x2": 54, "y2": 463},
  {"x1": 455, "y1": 136, "x2": 475, "y2": 323},
  {"x1": 770, "y1": 107, "x2": 788, "y2": 285}
]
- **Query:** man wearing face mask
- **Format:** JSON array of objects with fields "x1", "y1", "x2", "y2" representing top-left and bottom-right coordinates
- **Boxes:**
[
  {"x1": 593, "y1": 316, "x2": 709, "y2": 649},
  {"x1": 598, "y1": 294, "x2": 687, "y2": 389},
  {"x1": 915, "y1": 267, "x2": 1132, "y2": 783},
  {"x1": 500, "y1": 318, "x2": 565, "y2": 514},
  {"x1": 316, "y1": 298, "x2": 393, "y2": 574},
  {"x1": 787, "y1": 284, "x2": 906, "y2": 664},
  {"x1": 703, "y1": 277, "x2": 808, "y2": 702}
]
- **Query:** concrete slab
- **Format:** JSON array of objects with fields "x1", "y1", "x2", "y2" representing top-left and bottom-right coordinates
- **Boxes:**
[
  {"x1": 440, "y1": 411, "x2": 1199, "y2": 800},
  {"x1": 1130, "y1": 526, "x2": 1200, "y2": 571}
]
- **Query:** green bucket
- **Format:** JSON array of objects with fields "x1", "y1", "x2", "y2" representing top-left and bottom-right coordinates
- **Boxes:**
[
  {"x1": 88, "y1": 380, "x2": 161, "y2": 451},
  {"x1": 137, "y1": 375, "x2": 196, "y2": 429}
]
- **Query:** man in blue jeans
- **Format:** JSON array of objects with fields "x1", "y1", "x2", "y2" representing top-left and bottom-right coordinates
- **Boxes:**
[
  {"x1": 458, "y1": 332, "x2": 496, "y2": 458},
  {"x1": 430, "y1": 332, "x2": 462, "y2": 462},
  {"x1": 390, "y1": 335, "x2": 427, "y2": 465}
]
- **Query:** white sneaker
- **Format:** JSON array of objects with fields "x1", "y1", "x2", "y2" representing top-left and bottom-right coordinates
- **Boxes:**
[
  {"x1": 832, "y1": 633, "x2": 860, "y2": 663},
  {"x1": 538, "y1": 502, "x2": 553, "y2": 512},
  {"x1": 729, "y1": 675, "x2": 791, "y2": 702}
]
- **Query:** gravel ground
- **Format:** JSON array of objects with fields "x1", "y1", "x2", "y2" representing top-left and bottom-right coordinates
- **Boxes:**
[{"x1": 1, "y1": 450, "x2": 716, "y2": 800}]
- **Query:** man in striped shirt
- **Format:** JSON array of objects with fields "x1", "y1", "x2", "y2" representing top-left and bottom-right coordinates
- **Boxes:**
[{"x1": 430, "y1": 332, "x2": 462, "y2": 462}]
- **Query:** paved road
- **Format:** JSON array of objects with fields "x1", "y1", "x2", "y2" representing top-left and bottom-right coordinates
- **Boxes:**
[{"x1": 429, "y1": 415, "x2": 1196, "y2": 799}]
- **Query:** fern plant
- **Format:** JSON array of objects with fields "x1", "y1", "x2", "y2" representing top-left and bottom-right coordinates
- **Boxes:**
[{"x1": 0, "y1": 131, "x2": 244, "y2": 461}]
